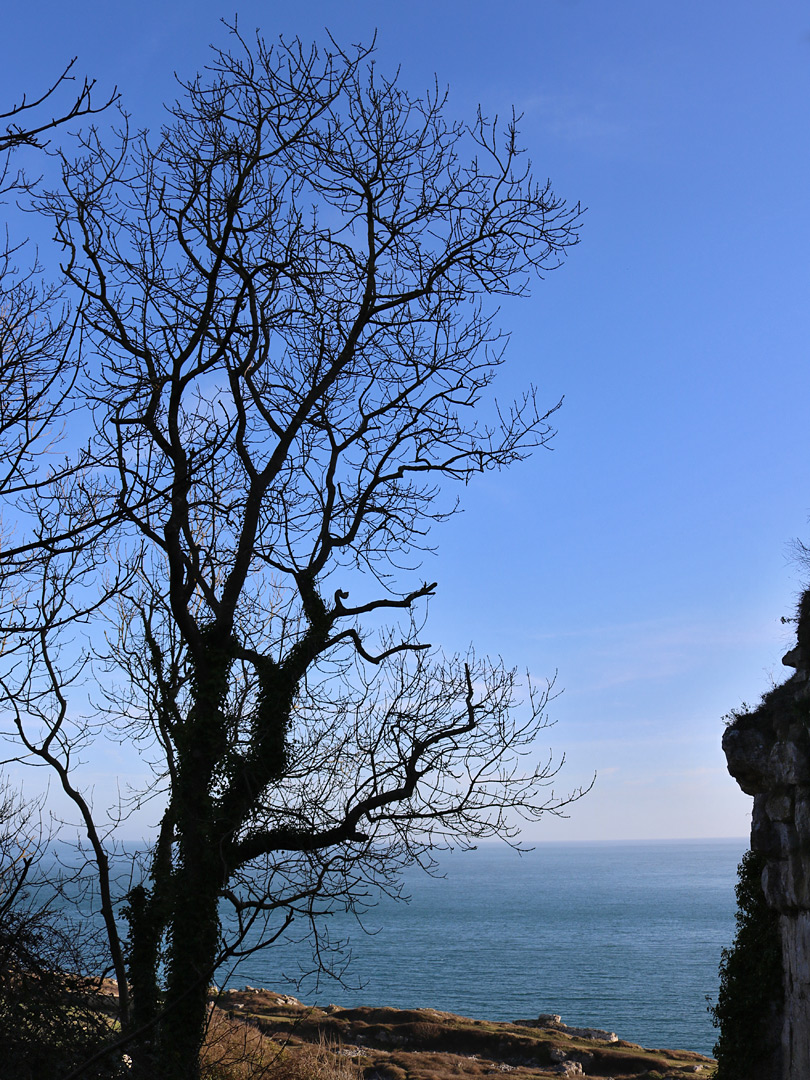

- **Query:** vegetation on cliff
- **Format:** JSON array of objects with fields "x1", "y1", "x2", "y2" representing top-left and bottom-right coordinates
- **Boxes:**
[{"x1": 710, "y1": 849, "x2": 783, "y2": 1080}]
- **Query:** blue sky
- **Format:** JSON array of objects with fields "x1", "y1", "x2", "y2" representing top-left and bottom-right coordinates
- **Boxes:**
[{"x1": 3, "y1": 1, "x2": 809, "y2": 840}]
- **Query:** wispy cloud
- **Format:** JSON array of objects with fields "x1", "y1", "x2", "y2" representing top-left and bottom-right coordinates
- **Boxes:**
[
  {"x1": 519, "y1": 91, "x2": 627, "y2": 149},
  {"x1": 526, "y1": 612, "x2": 789, "y2": 693}
]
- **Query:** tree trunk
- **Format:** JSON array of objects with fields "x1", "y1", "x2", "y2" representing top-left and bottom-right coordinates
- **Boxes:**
[
  {"x1": 157, "y1": 649, "x2": 230, "y2": 1080},
  {"x1": 124, "y1": 882, "x2": 165, "y2": 1074},
  {"x1": 159, "y1": 847, "x2": 222, "y2": 1080}
]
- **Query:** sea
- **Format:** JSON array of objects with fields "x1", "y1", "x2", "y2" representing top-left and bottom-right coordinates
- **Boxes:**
[{"x1": 220, "y1": 838, "x2": 747, "y2": 1058}]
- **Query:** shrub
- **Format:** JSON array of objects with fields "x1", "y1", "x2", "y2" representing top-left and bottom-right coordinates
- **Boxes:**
[
  {"x1": 709, "y1": 849, "x2": 783, "y2": 1079},
  {"x1": 0, "y1": 783, "x2": 118, "y2": 1079},
  {"x1": 199, "y1": 1013, "x2": 363, "y2": 1080}
]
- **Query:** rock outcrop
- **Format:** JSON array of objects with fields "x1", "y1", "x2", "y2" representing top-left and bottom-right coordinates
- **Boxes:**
[
  {"x1": 514, "y1": 1014, "x2": 619, "y2": 1043},
  {"x1": 216, "y1": 990, "x2": 715, "y2": 1077},
  {"x1": 722, "y1": 592, "x2": 810, "y2": 1080}
]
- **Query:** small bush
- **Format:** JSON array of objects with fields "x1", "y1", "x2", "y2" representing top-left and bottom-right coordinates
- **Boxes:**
[
  {"x1": 0, "y1": 784, "x2": 118, "y2": 1079},
  {"x1": 199, "y1": 1013, "x2": 363, "y2": 1080},
  {"x1": 200, "y1": 1009, "x2": 278, "y2": 1079}
]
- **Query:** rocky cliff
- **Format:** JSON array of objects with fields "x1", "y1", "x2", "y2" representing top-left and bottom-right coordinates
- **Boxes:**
[{"x1": 722, "y1": 592, "x2": 810, "y2": 1080}]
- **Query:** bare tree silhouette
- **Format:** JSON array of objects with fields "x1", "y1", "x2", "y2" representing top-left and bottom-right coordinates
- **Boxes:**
[{"x1": 1, "y1": 28, "x2": 585, "y2": 1080}]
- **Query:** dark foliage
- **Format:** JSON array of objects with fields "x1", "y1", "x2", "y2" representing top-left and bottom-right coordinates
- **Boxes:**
[
  {"x1": 0, "y1": 786, "x2": 119, "y2": 1080},
  {"x1": 710, "y1": 849, "x2": 783, "y2": 1079}
]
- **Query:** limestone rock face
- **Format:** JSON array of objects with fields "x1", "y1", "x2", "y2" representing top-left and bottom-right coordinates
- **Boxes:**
[
  {"x1": 514, "y1": 1015, "x2": 618, "y2": 1043},
  {"x1": 781, "y1": 912, "x2": 810, "y2": 1072},
  {"x1": 722, "y1": 610, "x2": 810, "y2": 1080}
]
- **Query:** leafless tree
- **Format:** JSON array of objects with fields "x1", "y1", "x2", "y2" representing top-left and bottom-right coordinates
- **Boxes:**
[
  {"x1": 0, "y1": 57, "x2": 116, "y2": 188},
  {"x1": 0, "y1": 53, "x2": 118, "y2": 551},
  {"x1": 0, "y1": 54, "x2": 116, "y2": 504},
  {"x1": 1, "y1": 28, "x2": 586, "y2": 1080},
  {"x1": 0, "y1": 64, "x2": 126, "y2": 1065}
]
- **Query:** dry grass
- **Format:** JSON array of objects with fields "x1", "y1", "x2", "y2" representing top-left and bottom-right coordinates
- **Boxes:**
[
  {"x1": 199, "y1": 1007, "x2": 364, "y2": 1080},
  {"x1": 202, "y1": 991, "x2": 718, "y2": 1079},
  {"x1": 264, "y1": 1039, "x2": 365, "y2": 1080},
  {"x1": 199, "y1": 1007, "x2": 274, "y2": 1079}
]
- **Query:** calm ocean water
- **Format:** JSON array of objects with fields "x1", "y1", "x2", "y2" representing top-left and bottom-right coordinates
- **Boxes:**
[{"x1": 225, "y1": 839, "x2": 746, "y2": 1057}]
